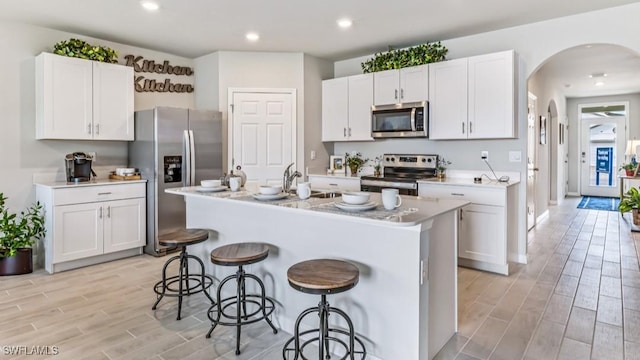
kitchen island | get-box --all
[166,187,467,360]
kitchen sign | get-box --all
[124,55,194,93]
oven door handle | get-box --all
[410,108,417,131]
[361,179,417,190]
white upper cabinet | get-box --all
[374,64,428,105]
[468,50,515,139]
[36,53,134,141]
[429,58,468,140]
[429,50,515,140]
[322,73,373,142]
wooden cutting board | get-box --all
[109,174,142,180]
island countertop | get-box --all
[166,186,468,227]
[167,185,465,359]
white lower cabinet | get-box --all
[419,182,515,275]
[37,182,146,273]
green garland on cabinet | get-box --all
[53,38,119,63]
[361,42,448,73]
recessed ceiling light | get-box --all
[589,72,608,78]
[337,18,353,28]
[140,1,159,11]
[246,32,260,42]
[595,81,605,86]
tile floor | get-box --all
[0,196,639,359]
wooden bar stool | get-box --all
[283,259,366,360]
[206,242,278,355]
[152,228,214,320]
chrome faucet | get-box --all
[283,162,302,193]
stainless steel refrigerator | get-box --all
[128,107,222,256]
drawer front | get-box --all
[53,183,146,205]
[309,176,360,192]
[419,184,505,206]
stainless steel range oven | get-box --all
[360,154,438,196]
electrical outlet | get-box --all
[481,151,488,160]
[310,150,316,160]
[88,152,96,162]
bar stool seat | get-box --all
[206,242,277,355]
[283,259,366,360]
[152,228,214,320]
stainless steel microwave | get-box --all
[371,101,428,139]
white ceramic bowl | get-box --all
[116,167,136,176]
[201,179,222,188]
[341,191,370,205]
[259,185,282,195]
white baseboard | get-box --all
[536,210,549,224]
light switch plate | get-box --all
[509,151,522,162]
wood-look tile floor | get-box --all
[1,196,639,359]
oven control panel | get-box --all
[382,154,437,169]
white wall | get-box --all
[0,21,194,212]
[331,2,640,262]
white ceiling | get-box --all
[1,0,639,97]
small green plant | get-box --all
[619,187,640,214]
[361,42,448,73]
[345,152,369,175]
[53,38,119,63]
[620,163,636,171]
[437,157,452,172]
[0,193,46,258]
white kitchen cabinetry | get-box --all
[36,182,146,273]
[322,74,373,141]
[419,182,516,275]
[308,175,361,192]
[373,64,428,105]
[429,50,514,140]
[36,52,134,141]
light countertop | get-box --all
[418,176,520,188]
[166,186,468,227]
[34,179,147,189]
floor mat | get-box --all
[577,196,620,211]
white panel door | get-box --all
[399,64,428,103]
[580,117,625,197]
[93,62,134,140]
[373,69,400,105]
[428,58,468,140]
[53,203,102,262]
[103,198,145,253]
[347,73,374,141]
[232,91,295,186]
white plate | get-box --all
[334,201,378,211]
[196,186,228,193]
[252,193,289,201]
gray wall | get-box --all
[0,21,194,212]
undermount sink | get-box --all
[287,189,341,198]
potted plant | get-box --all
[619,187,640,225]
[436,157,452,179]
[620,163,637,177]
[0,193,46,275]
[373,156,383,177]
[345,152,368,177]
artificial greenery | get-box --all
[53,38,119,63]
[619,187,640,214]
[0,193,46,258]
[620,163,637,171]
[361,42,448,73]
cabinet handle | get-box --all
[329,183,338,186]
[107,206,111,218]
[469,122,472,133]
[98,192,112,195]
[451,193,465,196]
[394,89,398,99]
[462,122,465,134]
[344,128,347,137]
[99,207,103,219]
[87,124,92,134]
[348,128,352,136]
[96,124,100,135]
[401,88,404,99]
[460,208,463,220]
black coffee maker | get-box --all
[65,152,96,183]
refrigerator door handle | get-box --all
[188,130,196,186]
[183,130,191,186]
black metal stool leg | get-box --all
[152,254,180,310]
[246,273,278,334]
[176,247,187,320]
[191,254,215,305]
[235,267,243,355]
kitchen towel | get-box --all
[577,196,620,212]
